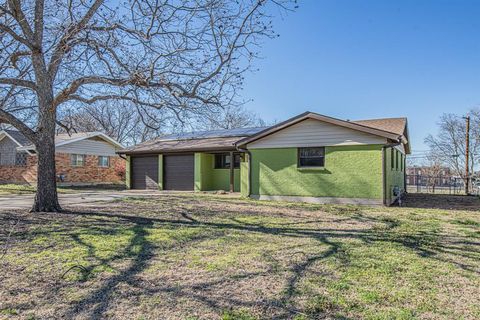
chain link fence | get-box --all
[406,174,479,195]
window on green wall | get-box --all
[400,154,403,171]
[214,153,240,169]
[298,147,325,167]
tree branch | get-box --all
[0,78,37,90]
[7,0,34,42]
[33,0,44,45]
[0,109,36,142]
[67,94,165,109]
[48,0,104,77]
[0,23,33,48]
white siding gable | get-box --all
[56,138,118,156]
[247,119,387,149]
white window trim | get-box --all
[71,154,85,167]
[98,156,110,168]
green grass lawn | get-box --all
[0,194,479,319]
[0,183,125,195]
[0,184,37,195]
[0,184,81,195]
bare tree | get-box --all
[58,102,169,145]
[0,0,292,212]
[194,105,267,130]
[424,108,480,184]
[421,154,445,193]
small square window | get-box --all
[15,153,27,166]
[298,147,325,167]
[71,154,85,166]
[98,156,110,167]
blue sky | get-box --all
[242,0,480,153]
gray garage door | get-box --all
[164,154,194,190]
[131,156,159,189]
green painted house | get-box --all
[119,112,410,205]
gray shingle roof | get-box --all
[120,136,244,154]
[3,129,31,146]
[120,114,411,155]
[2,129,31,147]
[158,127,267,141]
[119,127,267,154]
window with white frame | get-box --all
[98,156,110,167]
[70,154,85,166]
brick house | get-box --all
[406,165,454,186]
[0,130,126,185]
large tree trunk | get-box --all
[31,108,61,212]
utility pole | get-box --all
[465,115,470,195]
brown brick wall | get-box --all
[0,155,37,184]
[0,153,125,185]
[55,153,125,184]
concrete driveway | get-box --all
[0,190,164,210]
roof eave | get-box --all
[55,132,124,149]
[17,132,124,152]
[117,145,238,155]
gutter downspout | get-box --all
[236,146,251,197]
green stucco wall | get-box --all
[194,153,207,191]
[125,155,131,189]
[384,147,405,204]
[194,153,240,192]
[250,145,384,199]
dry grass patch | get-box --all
[0,194,479,319]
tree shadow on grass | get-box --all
[62,216,153,319]
[5,199,478,319]
[60,211,223,319]
[50,209,354,319]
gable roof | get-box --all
[0,129,32,147]
[235,112,410,153]
[119,127,266,154]
[119,112,411,155]
[52,132,124,149]
[0,130,124,152]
